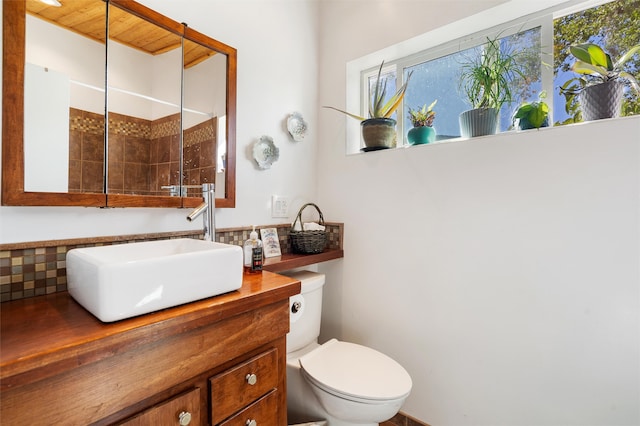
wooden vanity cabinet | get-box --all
[118,388,202,426]
[219,391,279,426]
[116,347,281,426]
[114,344,283,426]
[0,272,300,426]
[210,348,279,424]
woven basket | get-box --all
[290,203,328,254]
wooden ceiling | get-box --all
[26,0,216,68]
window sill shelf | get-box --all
[263,248,344,273]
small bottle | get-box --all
[243,226,263,274]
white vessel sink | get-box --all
[67,238,243,322]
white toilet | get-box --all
[283,270,412,426]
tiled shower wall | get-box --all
[69,108,105,193]
[68,109,215,196]
[0,223,343,303]
[148,113,181,195]
[108,111,155,195]
[183,117,217,197]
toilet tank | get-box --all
[281,270,325,353]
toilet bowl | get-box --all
[283,270,412,426]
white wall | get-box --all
[316,1,640,425]
[26,14,105,114]
[24,64,69,192]
[0,0,320,243]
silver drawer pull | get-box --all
[245,373,257,385]
[246,420,257,426]
[178,411,192,425]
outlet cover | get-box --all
[271,195,289,218]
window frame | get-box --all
[344,0,616,155]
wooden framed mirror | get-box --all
[1,0,236,208]
[181,25,237,209]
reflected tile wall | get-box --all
[150,114,181,195]
[183,117,216,197]
[69,109,182,196]
[69,108,105,193]
[108,111,153,195]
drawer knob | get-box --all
[246,420,257,426]
[178,411,192,425]
[245,373,258,385]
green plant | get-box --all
[325,61,412,120]
[407,100,437,127]
[561,43,640,93]
[459,35,526,111]
[559,43,640,121]
[512,92,549,129]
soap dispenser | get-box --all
[243,226,263,274]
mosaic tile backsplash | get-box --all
[1,223,343,302]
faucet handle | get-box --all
[162,184,209,197]
[160,185,180,197]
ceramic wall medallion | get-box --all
[287,112,308,142]
[252,135,279,169]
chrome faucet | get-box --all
[186,183,215,241]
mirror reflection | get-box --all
[25,0,106,193]
[16,0,235,205]
[182,38,227,199]
[107,2,182,196]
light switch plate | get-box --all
[271,195,289,218]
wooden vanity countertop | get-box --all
[0,271,301,390]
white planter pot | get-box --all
[459,108,498,138]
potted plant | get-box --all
[512,92,549,130]
[406,100,437,144]
[560,43,640,122]
[458,35,526,138]
[325,61,412,150]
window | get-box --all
[355,0,638,151]
[553,0,640,124]
[400,27,542,139]
[366,65,398,121]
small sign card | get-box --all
[260,228,282,258]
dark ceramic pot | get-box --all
[580,80,624,121]
[361,118,397,149]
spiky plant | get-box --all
[459,36,526,111]
[325,61,412,120]
[407,100,437,127]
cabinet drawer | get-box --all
[217,390,277,426]
[117,388,201,426]
[210,348,278,424]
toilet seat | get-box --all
[298,339,412,403]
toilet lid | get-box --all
[298,339,412,402]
